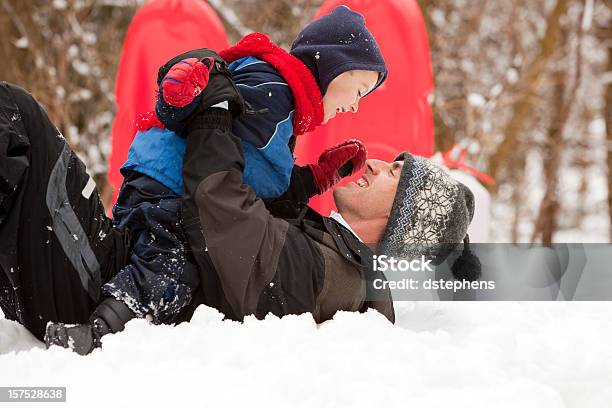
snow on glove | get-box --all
[161,57,214,108]
[308,139,368,194]
[44,298,135,356]
[135,110,165,132]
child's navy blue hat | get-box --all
[290,5,387,97]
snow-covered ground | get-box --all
[1,302,611,408]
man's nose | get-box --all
[349,101,359,113]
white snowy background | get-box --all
[2,302,611,408]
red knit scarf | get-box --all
[220,32,324,135]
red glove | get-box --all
[161,57,214,107]
[309,139,367,194]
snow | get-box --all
[489,83,503,97]
[14,37,29,49]
[467,93,486,107]
[0,315,41,354]
[2,302,612,407]
[505,68,519,84]
[71,60,91,76]
[52,0,67,10]
[581,0,595,30]
[431,9,446,27]
[208,0,253,37]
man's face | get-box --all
[321,70,379,124]
[333,159,404,221]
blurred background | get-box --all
[0,0,610,243]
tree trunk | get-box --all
[510,146,527,243]
[532,69,566,244]
[532,5,584,244]
[487,0,569,185]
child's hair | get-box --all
[290,5,387,96]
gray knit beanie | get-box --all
[379,152,480,280]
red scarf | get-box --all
[220,32,324,135]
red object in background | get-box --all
[107,0,229,214]
[294,0,435,215]
[442,145,495,186]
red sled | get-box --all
[107,0,229,214]
[294,0,435,215]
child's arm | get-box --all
[265,140,367,219]
[154,49,242,133]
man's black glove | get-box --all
[44,298,135,356]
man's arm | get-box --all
[181,106,325,321]
[263,164,318,219]
[264,139,368,220]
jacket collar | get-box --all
[219,33,324,135]
[291,206,369,267]
[329,211,362,242]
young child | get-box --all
[128,5,387,200]
[45,6,389,354]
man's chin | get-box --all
[332,184,356,212]
[332,186,343,210]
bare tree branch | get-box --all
[487,0,570,184]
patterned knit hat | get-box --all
[379,152,481,280]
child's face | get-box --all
[322,70,380,124]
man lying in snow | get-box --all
[0,81,478,356]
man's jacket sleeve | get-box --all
[181,108,325,321]
[263,165,318,219]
